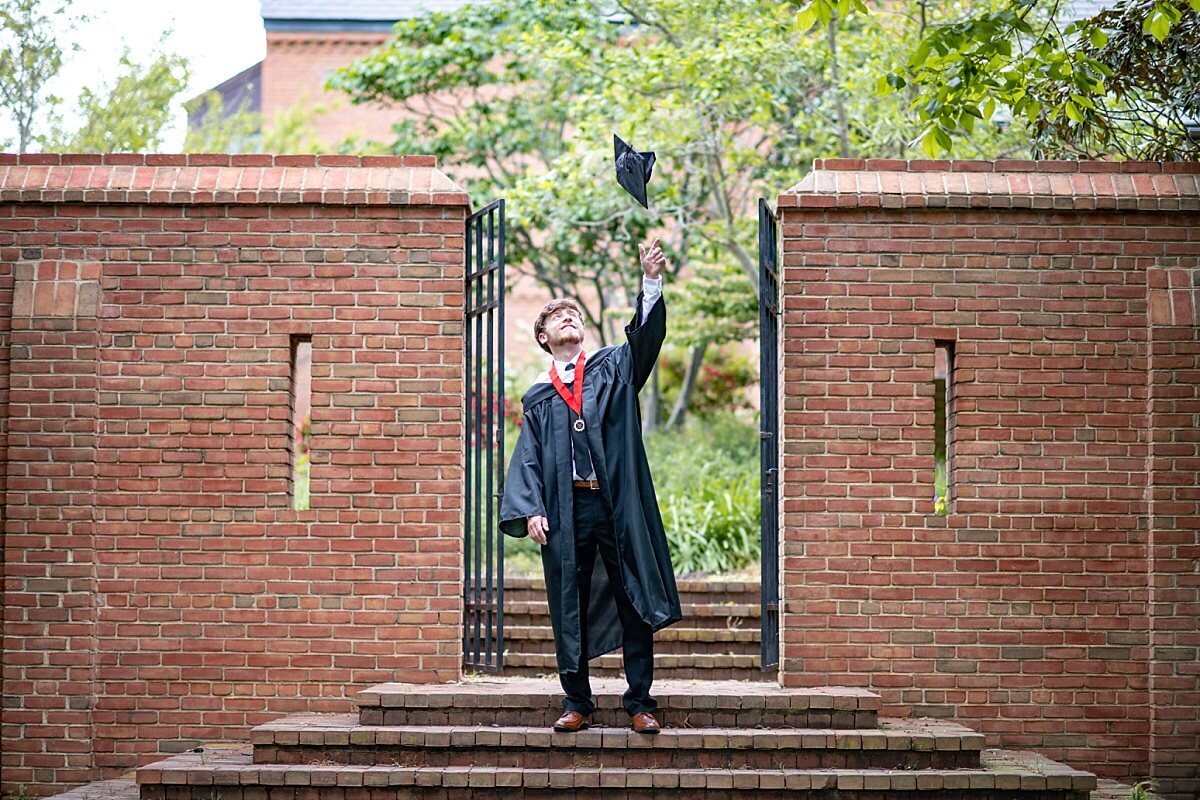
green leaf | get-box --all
[1064,100,1082,122]
[933,125,953,152]
[1088,28,1108,49]
[886,72,907,90]
[815,0,833,26]
[1143,7,1170,41]
[1191,0,1200,12]
[920,130,942,158]
[795,5,817,31]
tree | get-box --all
[183,90,378,155]
[792,0,1200,159]
[661,262,758,428]
[43,48,190,152]
[0,0,76,152]
[331,0,1031,427]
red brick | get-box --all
[776,162,1200,794]
[1,164,469,796]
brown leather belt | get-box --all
[572,480,601,490]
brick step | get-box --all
[51,775,1147,800]
[504,625,760,656]
[501,651,772,681]
[137,746,1097,799]
[504,600,760,630]
[503,576,762,607]
[251,714,984,770]
[355,678,879,730]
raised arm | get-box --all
[626,239,669,392]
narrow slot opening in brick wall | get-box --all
[933,341,954,516]
[291,336,313,511]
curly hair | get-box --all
[533,298,584,354]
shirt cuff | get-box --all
[641,275,663,323]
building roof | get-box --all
[261,0,472,28]
[186,61,262,126]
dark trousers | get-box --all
[560,487,656,717]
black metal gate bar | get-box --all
[464,199,505,671]
[758,197,780,670]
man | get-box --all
[499,238,681,735]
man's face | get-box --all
[540,306,584,351]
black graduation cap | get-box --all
[614,133,655,209]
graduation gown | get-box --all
[499,292,682,673]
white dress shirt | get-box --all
[553,275,662,480]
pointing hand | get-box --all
[638,238,668,279]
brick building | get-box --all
[193,0,473,146]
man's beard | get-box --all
[548,326,583,349]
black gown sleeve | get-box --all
[498,409,546,538]
[624,290,666,392]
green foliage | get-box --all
[657,344,756,420]
[670,262,758,349]
[647,413,761,575]
[44,47,189,152]
[793,0,1200,159]
[333,0,1035,421]
[332,0,652,347]
[0,0,76,152]
[934,458,948,515]
[1128,779,1159,800]
[504,412,761,576]
[3,784,34,800]
[182,91,262,153]
[1051,0,1200,159]
[294,453,311,512]
[335,0,1018,337]
[184,92,369,155]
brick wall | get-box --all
[0,153,469,794]
[775,159,1200,795]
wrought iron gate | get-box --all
[464,199,506,672]
[758,198,780,670]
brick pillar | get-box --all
[3,259,102,788]
[1147,266,1200,799]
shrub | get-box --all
[501,413,762,578]
[646,413,760,575]
[656,344,756,420]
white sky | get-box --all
[2,0,266,151]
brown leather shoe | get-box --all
[630,711,661,734]
[553,710,591,732]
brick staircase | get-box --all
[502,575,773,680]
[134,677,1099,799]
